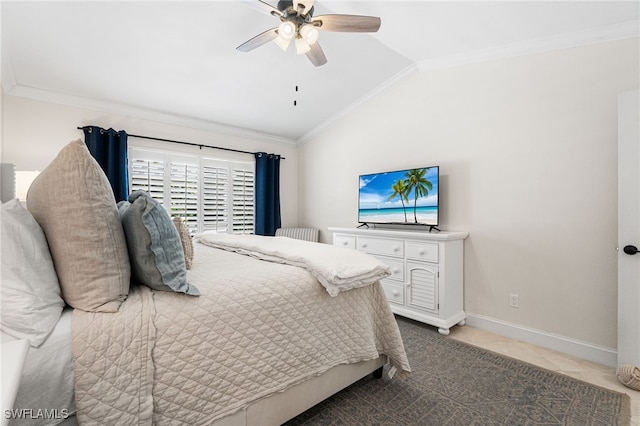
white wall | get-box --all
[298,38,639,353]
[2,37,637,363]
[1,95,299,227]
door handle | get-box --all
[623,245,639,255]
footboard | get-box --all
[213,357,387,426]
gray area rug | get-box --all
[285,316,630,425]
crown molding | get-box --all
[4,20,637,147]
[418,20,639,71]
[3,83,298,146]
[1,42,18,94]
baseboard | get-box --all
[465,313,618,368]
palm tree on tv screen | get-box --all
[404,168,432,223]
[387,179,409,222]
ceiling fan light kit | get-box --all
[274,20,295,51]
[295,37,311,54]
[299,24,319,45]
[237,0,381,67]
[278,21,296,40]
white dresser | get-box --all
[329,227,468,335]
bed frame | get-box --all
[58,356,386,426]
[213,357,386,425]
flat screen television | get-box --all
[358,166,439,229]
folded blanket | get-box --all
[196,233,390,296]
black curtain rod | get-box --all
[77,127,285,159]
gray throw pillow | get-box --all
[118,191,199,296]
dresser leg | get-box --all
[438,327,450,336]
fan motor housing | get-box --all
[277,1,314,18]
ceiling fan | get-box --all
[237,0,381,67]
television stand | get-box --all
[357,223,370,229]
[329,227,468,335]
[428,225,441,232]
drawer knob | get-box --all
[393,246,400,252]
[393,268,400,274]
[342,241,348,246]
[419,249,425,255]
[393,290,400,297]
[361,243,368,248]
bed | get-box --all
[1,140,411,426]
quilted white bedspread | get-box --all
[72,242,410,425]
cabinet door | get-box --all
[407,262,438,314]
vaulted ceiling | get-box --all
[2,1,638,143]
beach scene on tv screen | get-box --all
[359,167,438,224]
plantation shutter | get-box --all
[201,161,229,233]
[130,150,165,203]
[128,148,255,234]
[232,166,255,234]
[169,157,199,230]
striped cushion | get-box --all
[274,227,319,242]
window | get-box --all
[129,148,254,234]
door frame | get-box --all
[617,89,640,367]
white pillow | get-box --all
[1,199,65,347]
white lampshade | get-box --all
[295,37,311,54]
[274,35,291,51]
[0,163,15,202]
[16,171,40,201]
[278,21,295,40]
[299,25,319,45]
[275,21,296,51]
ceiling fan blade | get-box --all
[313,14,381,32]
[294,0,315,16]
[236,28,279,52]
[306,42,327,67]
[258,0,284,16]
[241,0,283,17]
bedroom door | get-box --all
[617,90,640,368]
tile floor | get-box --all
[447,325,640,425]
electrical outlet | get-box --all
[509,294,519,308]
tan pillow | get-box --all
[172,216,193,269]
[27,139,130,312]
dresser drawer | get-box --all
[406,242,438,262]
[333,234,356,250]
[357,237,404,258]
[381,280,404,305]
[374,256,404,282]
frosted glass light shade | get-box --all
[275,21,296,51]
[295,37,311,54]
[274,35,291,51]
[299,25,319,45]
[278,21,295,40]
